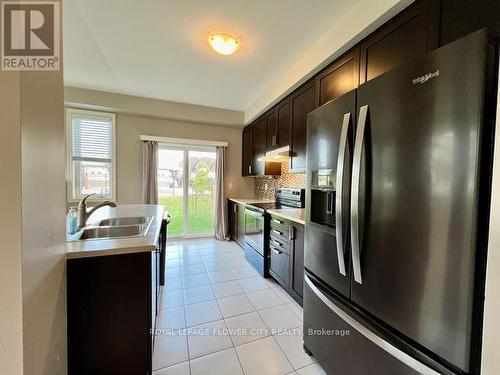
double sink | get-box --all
[70,216,153,241]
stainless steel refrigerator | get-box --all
[303,29,498,375]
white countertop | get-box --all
[227,197,275,205]
[267,208,306,226]
[66,204,165,260]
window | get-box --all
[66,108,116,201]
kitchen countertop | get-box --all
[66,204,165,260]
[267,208,306,226]
[227,197,275,205]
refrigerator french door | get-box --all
[305,90,356,298]
[304,29,497,375]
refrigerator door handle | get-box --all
[304,276,441,375]
[326,192,333,215]
[335,112,351,276]
[351,105,368,284]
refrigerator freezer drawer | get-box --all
[303,276,451,375]
[304,224,350,298]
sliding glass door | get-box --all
[158,145,216,238]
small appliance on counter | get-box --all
[243,188,305,277]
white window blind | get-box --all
[66,108,116,201]
[72,115,113,162]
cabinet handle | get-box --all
[271,247,283,255]
[272,219,283,224]
[288,226,295,241]
[272,239,283,247]
[272,229,282,236]
[249,165,252,174]
[272,135,277,146]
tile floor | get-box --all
[153,238,326,375]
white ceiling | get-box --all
[63,0,359,112]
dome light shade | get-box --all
[209,33,239,55]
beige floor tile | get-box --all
[224,311,270,346]
[217,293,255,318]
[190,348,243,375]
[187,320,233,359]
[235,336,293,375]
[185,300,222,327]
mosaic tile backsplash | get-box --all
[254,159,306,200]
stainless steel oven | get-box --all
[244,207,265,255]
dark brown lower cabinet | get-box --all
[268,215,305,305]
[237,203,246,246]
[67,251,158,375]
[228,199,238,241]
[227,200,246,247]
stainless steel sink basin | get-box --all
[67,216,153,241]
[79,225,142,240]
[98,216,150,226]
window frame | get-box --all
[65,107,117,203]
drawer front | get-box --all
[270,223,290,244]
[269,234,289,255]
[270,216,290,233]
[269,245,289,283]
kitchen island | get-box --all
[66,204,165,259]
[66,204,166,375]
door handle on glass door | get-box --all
[351,105,368,284]
[335,112,351,276]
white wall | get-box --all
[481,59,500,375]
[20,70,67,374]
[0,2,67,374]
[0,56,24,375]
[65,86,245,127]
[116,113,254,203]
[64,89,255,204]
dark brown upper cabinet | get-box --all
[316,48,360,106]
[290,81,317,173]
[277,99,291,148]
[439,0,500,46]
[241,119,281,177]
[359,1,432,85]
[252,117,268,175]
[242,126,253,176]
[267,98,291,149]
[266,109,278,149]
[251,117,281,176]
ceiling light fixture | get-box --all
[208,33,240,56]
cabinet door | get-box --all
[237,203,246,245]
[228,200,238,240]
[252,117,267,175]
[440,0,500,46]
[359,1,429,84]
[270,245,290,285]
[151,251,157,349]
[316,48,360,106]
[290,82,317,172]
[266,109,278,149]
[277,98,291,148]
[242,126,253,176]
[291,225,305,299]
